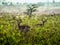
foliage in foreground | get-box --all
[0,14,60,45]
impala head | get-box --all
[17,19,22,24]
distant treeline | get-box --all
[0,1,60,6]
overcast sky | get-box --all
[1,0,60,3]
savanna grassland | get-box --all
[0,14,60,45]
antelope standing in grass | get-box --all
[17,19,30,33]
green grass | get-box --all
[0,14,60,45]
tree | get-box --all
[9,2,13,6]
[2,2,8,6]
[25,4,38,17]
[53,0,55,3]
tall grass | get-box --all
[0,14,60,45]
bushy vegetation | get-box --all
[0,14,60,45]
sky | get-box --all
[1,0,60,3]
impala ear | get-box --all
[20,19,22,22]
[17,19,22,23]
